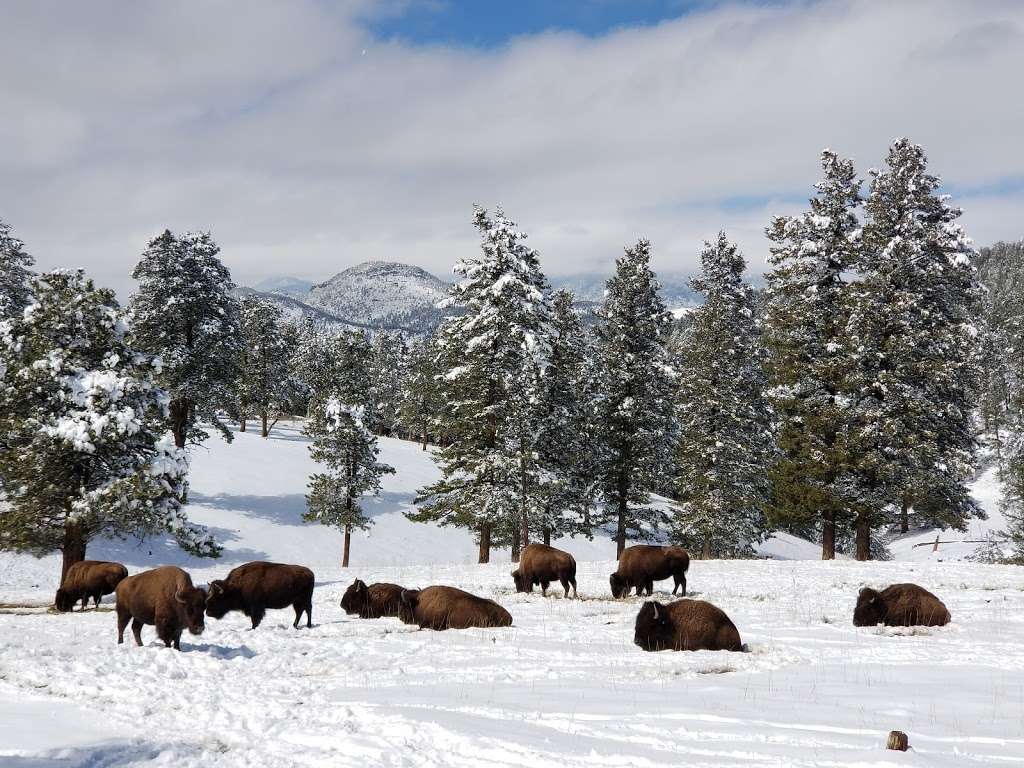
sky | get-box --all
[2,0,1023,297]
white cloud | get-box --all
[1,0,1021,296]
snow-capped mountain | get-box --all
[252,276,315,297]
[551,273,701,309]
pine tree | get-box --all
[593,239,676,558]
[762,149,862,559]
[367,331,408,437]
[129,230,242,448]
[0,270,218,583]
[236,296,294,437]
[844,138,983,559]
[410,206,552,564]
[304,398,394,567]
[672,233,771,557]
[399,336,443,450]
[293,324,372,410]
[0,218,35,319]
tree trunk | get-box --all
[543,526,551,546]
[702,533,712,560]
[615,496,627,559]
[421,425,428,450]
[60,521,87,585]
[169,397,189,448]
[520,511,530,551]
[821,510,836,561]
[342,525,351,568]
[855,510,871,561]
[261,412,269,438]
[478,524,491,564]
[899,495,910,534]
[239,402,247,433]
[511,527,520,563]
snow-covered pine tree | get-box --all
[236,295,294,437]
[410,206,552,563]
[367,331,408,437]
[0,218,35,319]
[672,233,771,557]
[399,336,443,450]
[593,239,676,558]
[304,398,394,567]
[129,230,242,448]
[0,270,219,583]
[535,290,598,543]
[292,324,372,410]
[762,149,862,559]
[845,138,983,559]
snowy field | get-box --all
[2,425,1023,766]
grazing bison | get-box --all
[853,583,951,627]
[206,561,314,629]
[115,566,207,650]
[634,599,742,652]
[610,545,690,598]
[55,560,128,612]
[340,579,405,619]
[511,543,578,598]
[398,586,512,630]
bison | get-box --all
[398,586,512,630]
[55,560,128,612]
[206,561,314,629]
[340,579,405,619]
[853,583,951,627]
[115,566,207,650]
[610,545,690,598]
[511,543,578,598]
[634,598,743,652]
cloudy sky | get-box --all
[2,0,1022,296]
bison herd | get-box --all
[54,543,953,653]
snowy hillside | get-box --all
[252,276,315,297]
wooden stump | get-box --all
[887,731,909,751]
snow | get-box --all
[1,425,1022,766]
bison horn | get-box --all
[174,588,187,604]
[210,582,223,596]
[651,603,659,620]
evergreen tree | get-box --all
[236,296,294,437]
[129,230,242,448]
[844,138,983,559]
[399,336,443,450]
[0,270,218,583]
[763,149,862,559]
[410,206,552,563]
[672,234,771,557]
[367,331,408,437]
[0,218,35,319]
[304,398,394,567]
[593,239,675,558]
[293,324,371,410]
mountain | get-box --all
[551,273,701,310]
[252,276,315,297]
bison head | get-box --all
[340,579,369,614]
[634,600,674,652]
[176,585,208,634]
[510,569,529,593]
[398,589,421,625]
[853,587,886,627]
[609,572,628,599]
[204,580,239,620]
[54,588,75,612]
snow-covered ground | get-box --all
[1,425,1022,766]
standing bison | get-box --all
[115,566,207,650]
[610,545,689,598]
[340,579,405,619]
[399,586,512,630]
[206,561,314,629]
[853,583,951,627]
[511,543,578,598]
[634,599,743,652]
[55,560,128,612]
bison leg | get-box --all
[131,618,145,647]
[249,607,265,630]
[645,580,654,597]
[541,580,549,597]
[172,631,182,651]
[117,607,131,644]
[570,577,578,599]
[560,577,571,597]
[293,601,312,629]
[673,574,686,597]
[79,596,88,611]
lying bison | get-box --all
[55,560,128,612]
[511,543,578,598]
[399,586,512,630]
[853,583,951,627]
[610,545,690,598]
[340,579,405,619]
[115,566,207,650]
[206,561,314,629]
[634,599,742,652]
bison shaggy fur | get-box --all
[511,543,578,598]
[55,560,128,612]
[340,579,405,619]
[115,566,207,650]
[398,586,512,630]
[853,583,951,627]
[206,561,314,629]
[610,545,690,598]
[634,598,742,652]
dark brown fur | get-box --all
[55,560,128,611]
[610,545,690,598]
[398,586,512,630]
[206,561,314,629]
[511,543,578,598]
[340,579,405,619]
[853,583,951,627]
[634,599,742,652]
[115,566,207,650]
